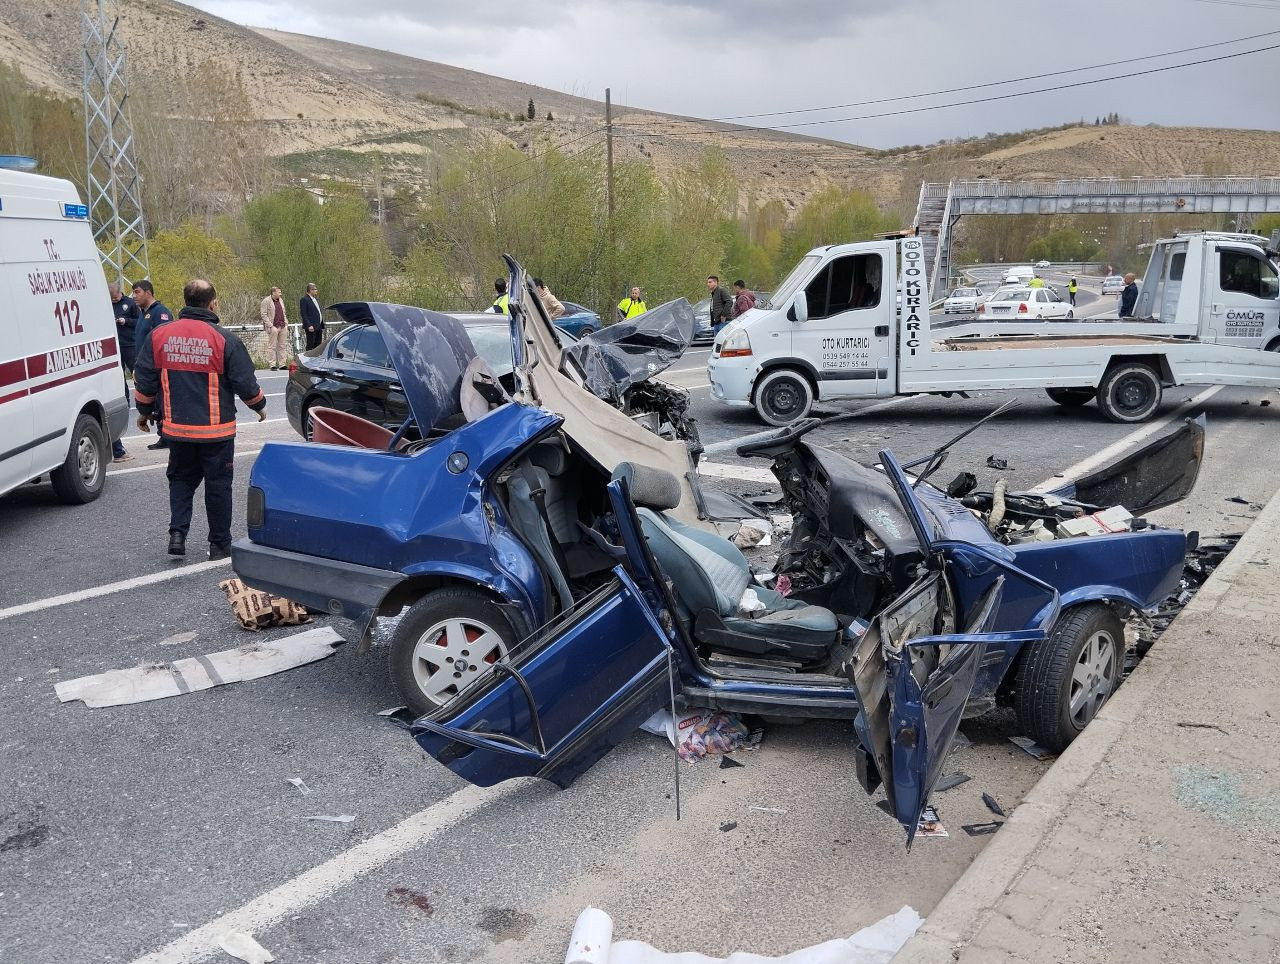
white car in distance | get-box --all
[942,287,983,313]
[978,286,1074,320]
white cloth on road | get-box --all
[565,906,922,964]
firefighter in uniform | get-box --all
[133,279,267,559]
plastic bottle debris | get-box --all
[217,931,274,964]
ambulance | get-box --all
[0,163,129,503]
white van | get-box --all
[0,167,129,503]
[1001,265,1034,285]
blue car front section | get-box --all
[238,402,562,633]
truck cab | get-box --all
[1134,231,1280,348]
[709,241,900,425]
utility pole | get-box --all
[605,87,617,318]
[81,0,149,286]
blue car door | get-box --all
[411,562,673,789]
[860,448,1059,845]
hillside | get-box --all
[3,0,1279,218]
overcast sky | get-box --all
[191,0,1280,148]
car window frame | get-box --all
[330,326,363,361]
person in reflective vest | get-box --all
[491,278,510,315]
[1028,274,1046,289]
[617,286,646,321]
[1068,277,1078,307]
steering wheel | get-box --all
[736,416,823,460]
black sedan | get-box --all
[285,312,514,439]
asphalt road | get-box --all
[4,352,1279,963]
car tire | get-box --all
[301,397,329,442]
[1097,361,1162,423]
[388,587,517,716]
[1045,387,1095,407]
[754,368,814,426]
[50,413,107,504]
[1013,603,1124,753]
[1066,309,1074,319]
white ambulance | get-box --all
[0,165,129,503]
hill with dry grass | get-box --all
[4,0,1279,219]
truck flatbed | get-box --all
[943,333,1183,351]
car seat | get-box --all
[612,462,839,662]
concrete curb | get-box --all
[892,490,1280,962]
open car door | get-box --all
[411,564,673,788]
[849,448,1060,845]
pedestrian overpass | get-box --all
[915,177,1280,294]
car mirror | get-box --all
[792,290,809,324]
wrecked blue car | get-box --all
[232,257,1198,842]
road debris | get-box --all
[961,822,1003,837]
[985,455,1008,470]
[934,772,971,792]
[1177,721,1229,735]
[157,630,198,647]
[732,518,773,549]
[218,578,312,631]
[916,806,947,838]
[216,931,273,964]
[1009,736,1054,760]
[719,755,744,769]
[982,793,1006,817]
[1126,536,1239,661]
[564,904,922,964]
[641,709,763,762]
[301,814,355,823]
[54,628,343,708]
[286,777,311,795]
[1225,496,1263,510]
[719,820,738,832]
[951,730,972,750]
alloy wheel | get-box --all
[410,616,507,707]
[1068,629,1116,727]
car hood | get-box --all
[331,301,476,433]
[561,298,695,402]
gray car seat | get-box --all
[612,462,839,662]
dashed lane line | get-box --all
[0,559,232,621]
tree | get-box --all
[242,187,391,306]
[778,186,899,267]
[527,98,535,120]
[147,220,262,325]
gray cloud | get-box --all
[191,0,1280,149]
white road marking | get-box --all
[1030,385,1223,492]
[129,780,525,964]
[0,559,232,621]
[108,449,263,476]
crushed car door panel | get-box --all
[411,569,671,788]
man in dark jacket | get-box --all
[110,282,140,373]
[708,275,733,338]
[299,282,324,350]
[134,279,267,560]
[132,279,174,450]
[1119,273,1139,317]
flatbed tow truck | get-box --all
[708,230,1280,424]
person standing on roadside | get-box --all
[534,278,565,320]
[732,280,756,318]
[259,286,289,370]
[617,286,647,321]
[134,279,267,560]
[132,280,173,451]
[708,275,733,338]
[1119,273,1139,317]
[110,282,140,374]
[299,283,324,351]
[491,278,510,315]
[1068,276,1078,307]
